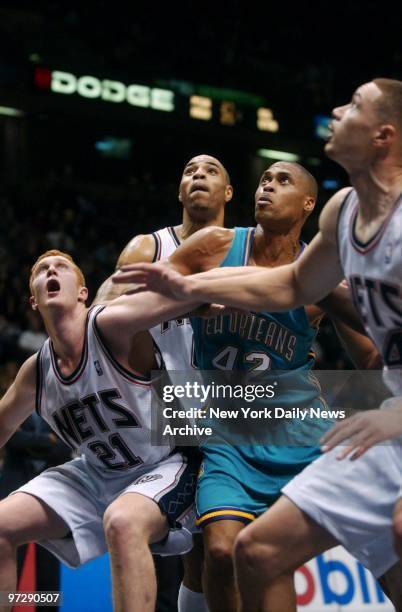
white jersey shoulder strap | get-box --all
[152,226,181,261]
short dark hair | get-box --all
[184,155,231,185]
[372,78,402,130]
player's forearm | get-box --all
[186,265,306,312]
[196,266,262,281]
[134,293,200,331]
[109,290,201,335]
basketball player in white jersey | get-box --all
[124,78,402,609]
[96,154,233,612]
[0,249,208,612]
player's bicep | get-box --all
[117,234,156,267]
[168,227,233,275]
[94,277,122,304]
[98,291,196,340]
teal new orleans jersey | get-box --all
[191,227,317,372]
[192,227,330,526]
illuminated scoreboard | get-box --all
[189,95,278,132]
[33,67,279,133]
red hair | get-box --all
[29,250,85,293]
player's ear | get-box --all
[178,192,182,202]
[373,124,396,148]
[304,196,316,214]
[78,287,89,303]
[30,295,38,310]
[225,184,233,203]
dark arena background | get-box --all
[0,2,401,611]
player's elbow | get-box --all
[0,420,15,449]
[364,350,383,370]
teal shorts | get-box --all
[196,443,321,528]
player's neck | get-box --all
[177,211,225,241]
[350,164,402,222]
[250,225,302,267]
[45,306,88,367]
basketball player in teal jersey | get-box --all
[114,160,380,612]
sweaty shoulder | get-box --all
[319,187,352,246]
[169,226,234,274]
[191,226,234,253]
[117,233,156,267]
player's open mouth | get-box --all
[47,278,60,294]
[326,123,334,140]
[257,196,273,206]
[190,183,209,193]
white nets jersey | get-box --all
[36,305,173,474]
[337,190,402,395]
[149,226,196,369]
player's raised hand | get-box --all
[112,262,195,300]
[320,404,402,460]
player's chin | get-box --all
[255,208,272,222]
[324,140,336,158]
[188,204,215,222]
[189,198,211,210]
[44,293,64,308]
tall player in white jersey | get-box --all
[95,154,233,612]
[0,249,208,612]
[121,79,402,609]
[96,153,233,372]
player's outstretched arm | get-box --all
[182,190,349,310]
[113,261,201,299]
[116,230,342,312]
[106,225,233,302]
[113,190,348,312]
[94,234,156,304]
[0,354,37,448]
[96,288,200,355]
[112,226,235,299]
[113,261,279,307]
